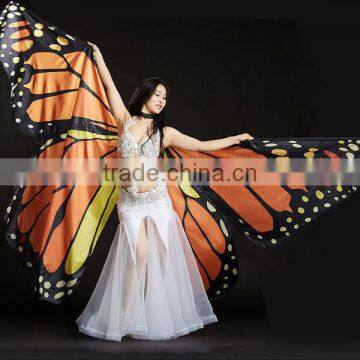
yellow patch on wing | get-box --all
[65,185,118,274]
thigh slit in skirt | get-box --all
[76,185,218,341]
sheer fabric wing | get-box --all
[0,1,119,303]
[165,138,360,299]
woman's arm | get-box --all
[163,126,254,151]
[88,42,131,125]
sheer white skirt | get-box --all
[76,185,218,341]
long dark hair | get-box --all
[128,77,169,154]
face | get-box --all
[143,83,167,114]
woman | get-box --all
[75,42,254,341]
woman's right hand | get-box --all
[87,41,103,63]
[86,41,130,124]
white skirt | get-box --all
[76,184,218,341]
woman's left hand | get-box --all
[231,133,254,145]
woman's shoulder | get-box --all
[163,125,176,134]
[162,126,178,148]
[117,112,133,134]
[116,111,133,126]
[163,126,176,139]
[122,111,133,124]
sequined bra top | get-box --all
[117,116,161,158]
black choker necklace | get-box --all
[139,111,156,119]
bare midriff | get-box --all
[118,154,161,193]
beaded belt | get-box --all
[117,183,172,212]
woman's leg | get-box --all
[136,218,149,300]
[120,218,149,312]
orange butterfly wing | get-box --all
[165,138,360,299]
[1,2,119,303]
